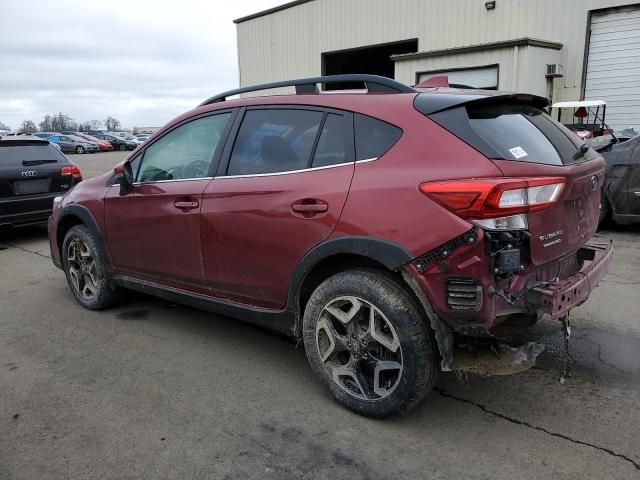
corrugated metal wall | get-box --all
[236,0,637,101]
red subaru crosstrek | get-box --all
[48,75,612,417]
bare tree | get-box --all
[19,120,37,134]
[104,116,121,131]
[0,120,12,131]
[89,119,103,130]
[39,115,53,132]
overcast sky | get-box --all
[0,0,284,131]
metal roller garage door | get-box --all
[585,7,640,131]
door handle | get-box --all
[174,200,199,210]
[291,201,328,213]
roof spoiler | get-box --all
[414,92,550,115]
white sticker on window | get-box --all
[509,146,528,159]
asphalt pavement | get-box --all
[1,151,639,479]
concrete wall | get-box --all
[236,0,637,99]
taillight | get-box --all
[419,177,564,230]
[61,165,82,180]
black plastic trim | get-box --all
[198,74,416,106]
[287,236,412,317]
[57,204,107,267]
[116,276,297,337]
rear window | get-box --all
[0,144,65,165]
[354,114,402,161]
[429,102,593,165]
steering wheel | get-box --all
[182,159,210,179]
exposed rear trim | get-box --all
[116,276,296,337]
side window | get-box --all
[129,153,142,180]
[354,114,402,161]
[227,109,324,176]
[311,114,347,168]
[137,113,231,182]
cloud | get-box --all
[0,0,282,130]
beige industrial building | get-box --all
[235,0,640,129]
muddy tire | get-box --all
[62,225,121,310]
[303,269,439,418]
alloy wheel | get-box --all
[315,296,403,401]
[66,237,100,300]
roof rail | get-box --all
[198,74,416,106]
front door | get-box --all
[104,111,234,291]
[201,107,354,309]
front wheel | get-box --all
[75,145,85,154]
[62,225,121,310]
[119,144,127,151]
[303,269,439,418]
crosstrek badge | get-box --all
[509,146,528,159]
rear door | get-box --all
[428,100,605,265]
[201,106,354,309]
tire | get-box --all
[62,225,121,310]
[119,144,127,151]
[302,269,439,418]
[75,145,85,154]
[598,194,611,227]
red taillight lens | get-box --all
[419,177,565,220]
[61,165,82,180]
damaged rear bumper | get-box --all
[526,241,613,320]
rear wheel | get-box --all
[75,145,85,154]
[119,144,127,151]
[62,225,121,310]
[303,269,439,418]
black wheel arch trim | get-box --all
[286,236,413,320]
[57,204,109,269]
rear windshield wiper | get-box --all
[573,144,589,161]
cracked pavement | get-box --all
[1,152,639,479]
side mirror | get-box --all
[115,161,134,196]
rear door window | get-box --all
[311,113,348,168]
[354,114,402,161]
[227,109,324,175]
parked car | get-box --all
[600,133,640,225]
[48,75,612,417]
[63,132,113,152]
[0,136,82,228]
[93,134,137,151]
[47,134,99,154]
